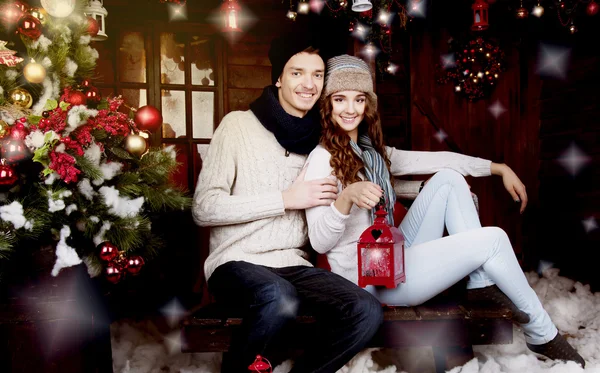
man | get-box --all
[192,34,383,373]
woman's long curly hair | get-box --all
[319,94,392,187]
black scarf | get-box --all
[250,86,321,155]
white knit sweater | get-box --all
[193,110,313,280]
[304,145,492,285]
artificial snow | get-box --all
[93,161,124,186]
[78,178,96,200]
[51,225,82,277]
[99,186,144,218]
[66,105,98,133]
[31,35,53,53]
[93,221,112,247]
[0,201,33,230]
[111,269,599,373]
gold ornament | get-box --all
[124,133,148,158]
[29,7,48,25]
[9,88,33,109]
[0,120,9,138]
[23,59,47,83]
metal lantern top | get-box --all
[84,0,108,41]
[471,0,489,31]
[352,0,373,12]
[221,0,242,32]
[358,206,395,245]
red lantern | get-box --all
[248,355,272,373]
[221,0,242,32]
[471,0,489,31]
[357,205,406,288]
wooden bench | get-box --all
[180,296,514,373]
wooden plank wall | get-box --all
[409,29,542,261]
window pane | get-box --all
[162,90,186,138]
[121,89,147,110]
[119,32,146,83]
[94,41,115,84]
[161,33,185,85]
[192,92,214,139]
[191,36,215,86]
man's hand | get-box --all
[283,167,338,210]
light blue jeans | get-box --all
[367,169,558,345]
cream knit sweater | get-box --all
[193,110,313,280]
[304,145,492,285]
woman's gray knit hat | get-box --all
[323,54,377,103]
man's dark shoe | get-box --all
[527,333,585,367]
[467,285,531,324]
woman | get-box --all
[304,55,585,367]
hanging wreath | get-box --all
[436,37,506,101]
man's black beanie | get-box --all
[268,32,322,85]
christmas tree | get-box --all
[0,0,191,284]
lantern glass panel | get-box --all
[361,246,391,278]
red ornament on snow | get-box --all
[86,16,100,37]
[98,241,119,262]
[357,204,406,289]
[105,262,124,284]
[587,1,599,16]
[125,256,145,275]
[248,355,272,373]
[67,91,87,106]
[17,14,42,40]
[471,0,489,31]
[0,159,18,186]
[134,105,163,132]
[84,86,101,104]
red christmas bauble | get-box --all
[81,79,91,87]
[105,262,124,284]
[10,122,29,140]
[125,256,145,275]
[587,1,599,16]
[68,91,87,106]
[0,161,18,186]
[0,3,23,24]
[85,86,101,104]
[1,138,29,163]
[86,16,99,37]
[134,105,163,132]
[17,14,42,40]
[98,241,119,262]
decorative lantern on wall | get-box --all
[471,0,489,31]
[84,0,108,41]
[357,204,406,288]
[221,0,242,33]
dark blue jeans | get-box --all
[208,261,383,373]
